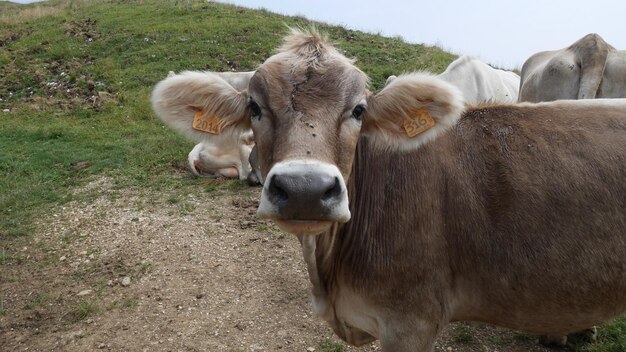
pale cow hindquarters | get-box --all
[386,56,520,104]
[598,53,626,98]
[152,29,626,352]
[519,33,626,102]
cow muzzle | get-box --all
[257,160,350,235]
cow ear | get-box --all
[362,73,465,151]
[151,71,252,143]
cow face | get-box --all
[247,35,368,234]
[152,29,464,235]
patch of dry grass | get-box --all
[0,2,67,25]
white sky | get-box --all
[222,0,625,69]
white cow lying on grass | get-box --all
[387,55,520,104]
[157,71,256,181]
[187,131,254,180]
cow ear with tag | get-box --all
[151,71,252,143]
[362,72,465,151]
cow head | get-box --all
[152,28,464,235]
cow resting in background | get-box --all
[519,33,626,102]
[386,55,520,104]
[152,29,626,352]
[160,71,257,180]
[187,130,254,179]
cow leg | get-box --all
[216,167,239,178]
[379,318,440,352]
[246,171,261,186]
[237,138,253,181]
[567,326,598,344]
[539,326,597,347]
[538,334,567,347]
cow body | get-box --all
[308,100,626,347]
[163,71,256,179]
[187,130,254,179]
[439,56,520,103]
[520,33,626,102]
[387,56,520,104]
[152,30,626,351]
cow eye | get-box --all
[351,105,365,121]
[249,100,262,119]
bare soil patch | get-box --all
[63,18,100,43]
[0,178,560,352]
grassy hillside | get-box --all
[0,1,623,351]
[0,0,455,238]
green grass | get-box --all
[140,260,151,274]
[222,180,249,192]
[23,293,52,310]
[574,317,626,352]
[72,300,98,321]
[452,324,474,344]
[0,248,23,266]
[122,297,138,309]
[256,224,271,233]
[318,338,344,352]
[31,253,55,270]
[203,226,215,237]
[179,202,196,214]
[487,334,509,347]
[512,332,534,343]
[0,0,455,240]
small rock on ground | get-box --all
[121,276,131,286]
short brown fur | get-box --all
[314,102,626,349]
[153,29,626,352]
[248,30,368,180]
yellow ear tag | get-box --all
[192,111,222,135]
[402,109,435,137]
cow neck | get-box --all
[298,233,333,321]
[298,137,383,321]
[299,133,458,311]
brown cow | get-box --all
[152,29,626,351]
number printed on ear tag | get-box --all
[402,109,435,137]
[192,111,222,134]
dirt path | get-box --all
[0,178,558,352]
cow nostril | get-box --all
[268,175,288,201]
[322,177,341,201]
